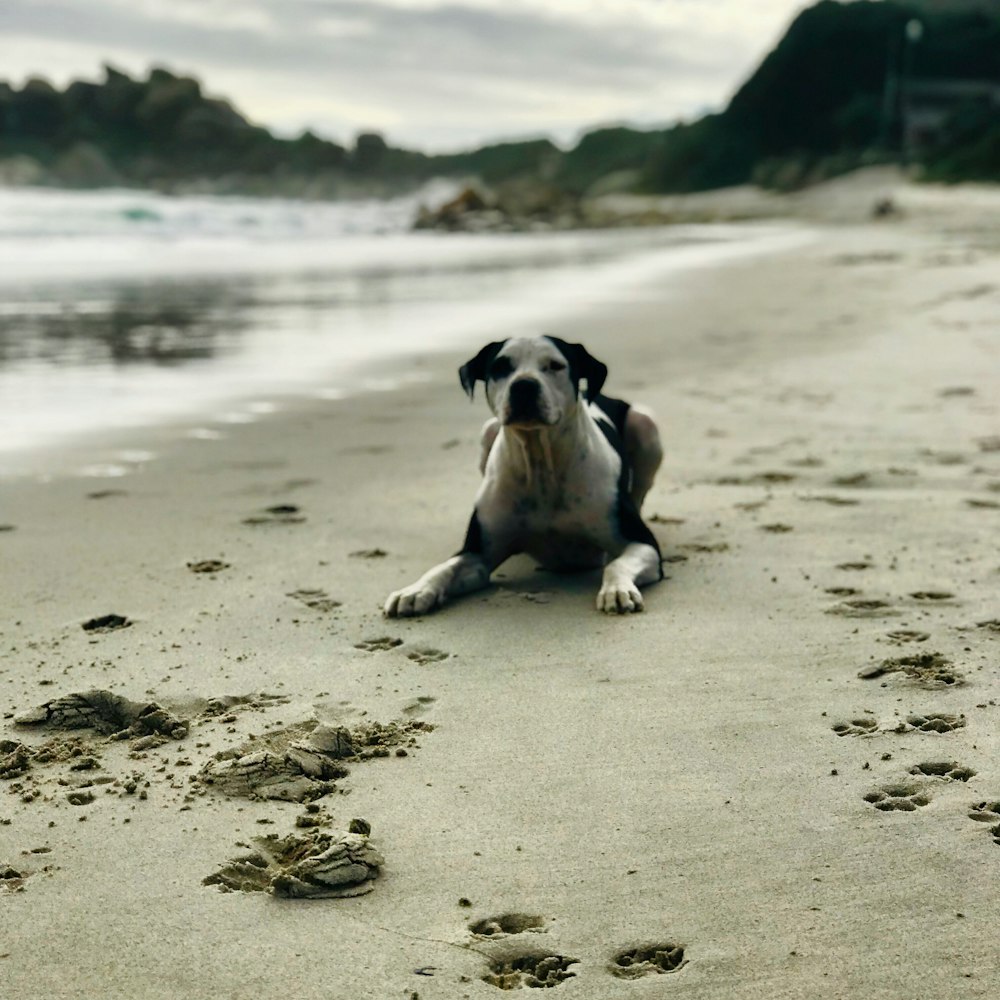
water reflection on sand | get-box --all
[0,199,803,461]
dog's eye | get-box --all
[545,360,567,373]
[488,357,513,380]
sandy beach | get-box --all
[2,176,1000,999]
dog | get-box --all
[384,335,664,616]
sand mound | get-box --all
[205,822,384,899]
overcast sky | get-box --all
[0,0,814,151]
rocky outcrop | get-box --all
[414,180,583,232]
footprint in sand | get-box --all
[857,652,964,688]
[81,614,132,633]
[406,647,449,665]
[205,823,384,898]
[799,494,860,507]
[885,629,931,644]
[976,619,1000,634]
[715,471,797,486]
[402,696,436,717]
[967,801,1000,846]
[863,782,931,812]
[964,498,1000,510]
[350,548,388,559]
[354,636,403,652]
[198,717,432,802]
[836,561,873,571]
[901,712,966,735]
[287,589,341,612]
[521,590,554,604]
[197,692,291,721]
[1,864,35,893]
[908,590,957,603]
[826,598,898,619]
[830,472,871,488]
[759,523,794,533]
[482,953,579,990]
[610,944,687,979]
[831,717,879,737]
[340,444,393,456]
[187,559,230,574]
[10,691,189,778]
[242,504,306,525]
[918,449,967,467]
[240,478,317,497]
[470,913,546,939]
[909,761,976,782]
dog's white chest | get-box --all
[477,431,621,566]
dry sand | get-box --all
[2,174,999,998]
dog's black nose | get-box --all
[508,377,541,417]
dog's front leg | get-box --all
[385,510,504,617]
[596,542,662,614]
[384,552,491,617]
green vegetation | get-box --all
[643,0,1000,191]
[1,1,998,197]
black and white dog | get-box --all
[385,336,663,616]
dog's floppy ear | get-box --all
[458,340,506,399]
[544,336,608,401]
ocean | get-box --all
[0,185,805,474]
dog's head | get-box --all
[459,336,607,428]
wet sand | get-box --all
[2,174,999,998]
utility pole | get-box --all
[878,27,901,153]
[901,18,924,165]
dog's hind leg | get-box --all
[624,405,662,510]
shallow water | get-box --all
[0,186,805,465]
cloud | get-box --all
[0,0,810,149]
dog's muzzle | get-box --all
[505,377,546,425]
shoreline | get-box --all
[2,185,999,998]
[0,218,811,477]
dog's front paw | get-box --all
[596,581,644,614]
[384,584,444,618]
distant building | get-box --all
[903,78,1000,152]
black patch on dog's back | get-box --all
[592,394,663,575]
[593,394,630,441]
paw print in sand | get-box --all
[406,647,449,665]
[831,717,879,737]
[470,913,546,939]
[863,782,931,812]
[968,801,1000,846]
[909,761,975,782]
[483,953,578,990]
[899,712,966,734]
[610,943,687,979]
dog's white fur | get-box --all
[384,336,662,616]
